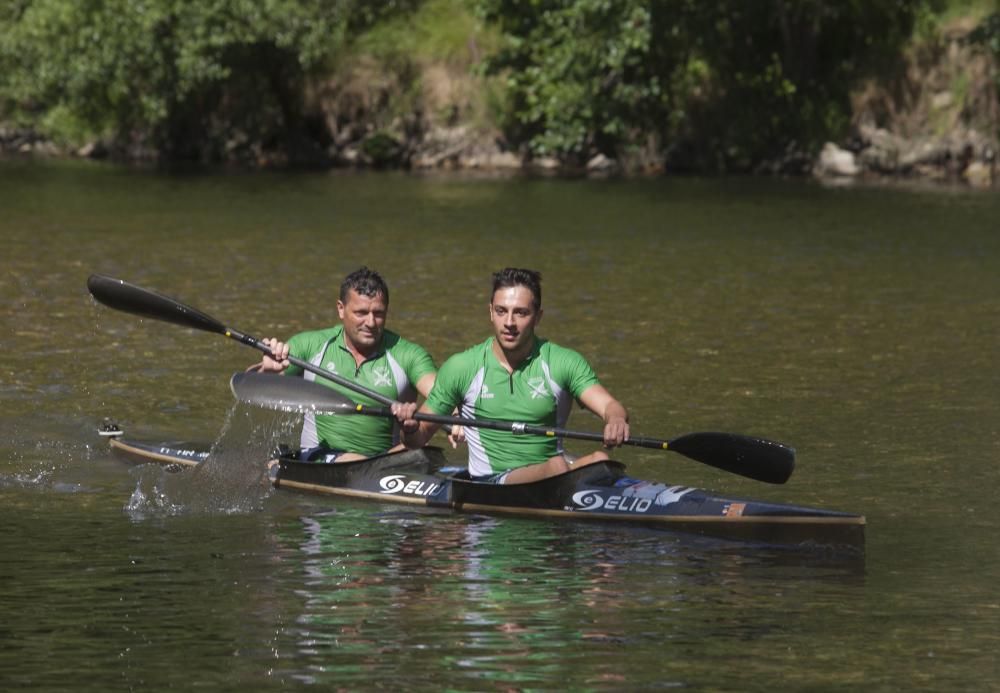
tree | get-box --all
[0,0,409,162]
[475,0,927,171]
[477,0,692,165]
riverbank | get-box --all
[2,13,996,187]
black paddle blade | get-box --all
[87,274,226,335]
[230,372,357,414]
[667,432,795,484]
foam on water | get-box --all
[124,403,300,519]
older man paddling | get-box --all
[255,267,439,462]
[392,268,629,484]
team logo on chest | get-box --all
[527,377,549,399]
[371,364,392,387]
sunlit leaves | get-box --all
[474,0,928,169]
[0,0,395,157]
[478,0,680,161]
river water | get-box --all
[1,159,998,690]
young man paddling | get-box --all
[255,267,438,462]
[392,268,629,484]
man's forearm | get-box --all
[402,421,437,449]
[604,400,629,423]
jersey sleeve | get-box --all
[283,329,334,377]
[397,339,437,384]
[553,344,601,398]
[423,352,470,415]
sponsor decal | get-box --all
[723,502,746,517]
[159,447,208,460]
[325,362,338,373]
[654,485,692,507]
[479,384,494,400]
[571,490,653,513]
[527,377,549,399]
[371,364,392,387]
[379,474,440,496]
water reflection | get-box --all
[282,504,865,688]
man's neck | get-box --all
[491,336,533,373]
[343,335,380,366]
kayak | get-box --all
[87,277,863,551]
[101,423,865,552]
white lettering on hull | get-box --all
[379,474,440,497]
[571,486,692,513]
[158,447,208,459]
[571,490,652,513]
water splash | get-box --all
[0,415,110,492]
[124,403,300,519]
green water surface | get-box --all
[1,159,998,690]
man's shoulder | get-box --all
[382,330,433,358]
[445,337,491,363]
[383,329,421,349]
[437,337,490,377]
[535,338,599,390]
[536,338,588,364]
[289,326,342,348]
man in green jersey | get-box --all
[255,267,438,461]
[392,268,629,484]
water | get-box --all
[1,159,998,689]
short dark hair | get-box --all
[340,267,389,304]
[491,268,542,310]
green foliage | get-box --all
[0,0,403,160]
[360,131,403,166]
[2,0,976,170]
[968,10,1000,53]
[933,0,996,24]
[352,0,490,65]
[326,0,500,141]
[477,0,685,162]
[682,1,924,170]
[475,0,929,170]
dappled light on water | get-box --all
[124,404,300,518]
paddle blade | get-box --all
[667,432,795,484]
[230,372,358,414]
[88,274,226,335]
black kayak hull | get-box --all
[107,436,865,551]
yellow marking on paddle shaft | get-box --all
[662,442,670,449]
[356,404,364,412]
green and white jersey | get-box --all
[425,336,601,476]
[285,326,436,455]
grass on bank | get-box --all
[320,0,502,135]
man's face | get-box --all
[490,285,542,354]
[338,289,387,352]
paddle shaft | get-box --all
[91,275,795,484]
[350,402,671,449]
[346,400,793,483]
[344,404,794,485]
[87,274,396,407]
[224,328,397,407]
[229,361,795,484]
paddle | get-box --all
[230,371,796,484]
[86,274,396,407]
